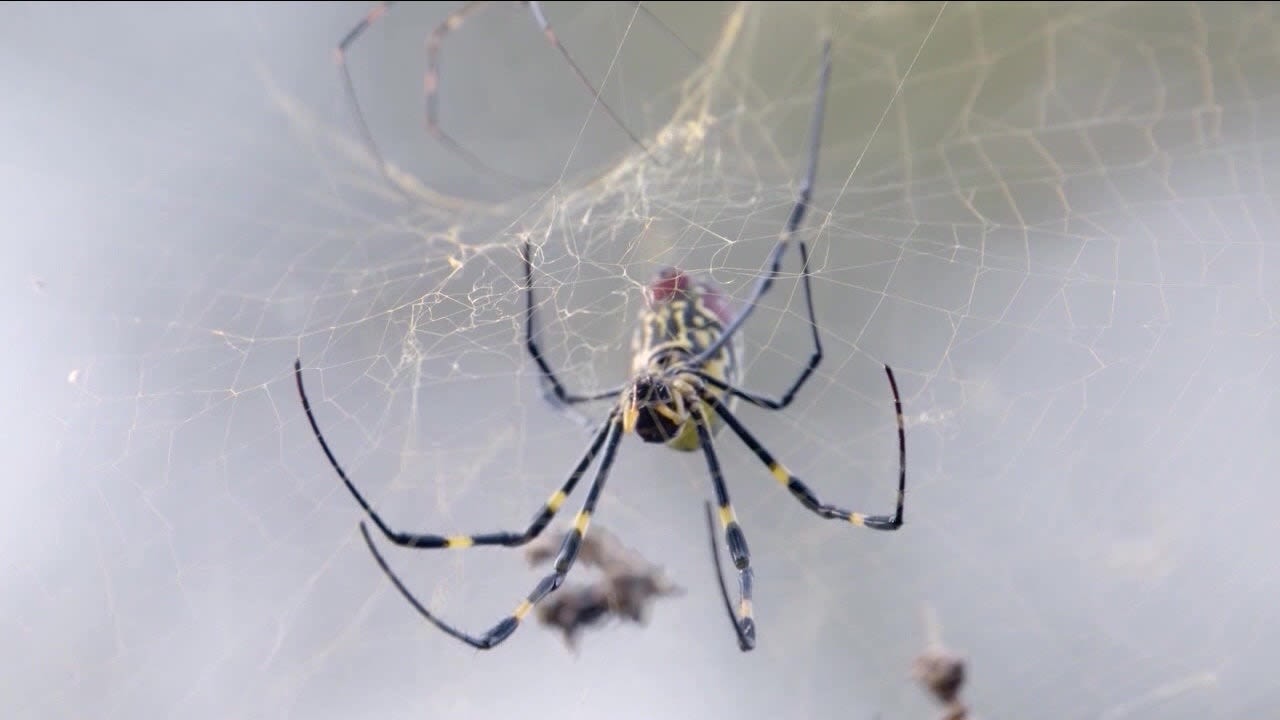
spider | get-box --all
[294,39,906,651]
[336,0,665,192]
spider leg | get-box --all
[691,240,821,412]
[704,501,745,650]
[522,1,649,156]
[692,406,756,651]
[690,39,831,380]
[700,366,906,531]
[336,1,647,193]
[424,1,543,187]
[295,358,615,549]
[335,1,404,196]
[522,239,625,409]
[337,1,534,190]
[360,418,626,649]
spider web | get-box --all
[10,2,1280,719]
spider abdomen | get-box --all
[628,268,743,451]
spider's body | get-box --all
[626,267,742,451]
[296,38,908,653]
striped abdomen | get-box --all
[630,267,743,451]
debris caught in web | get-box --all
[911,606,972,720]
[526,523,684,651]
[913,649,968,720]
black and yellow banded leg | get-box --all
[360,420,626,650]
[701,369,906,531]
[296,358,615,550]
[703,502,751,652]
[692,409,756,651]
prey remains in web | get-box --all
[525,523,684,652]
[295,38,907,651]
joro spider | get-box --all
[294,39,906,652]
[336,0,661,191]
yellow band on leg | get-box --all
[717,504,735,528]
[769,463,789,485]
[546,490,567,512]
[514,599,534,620]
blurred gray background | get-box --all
[5,2,1279,719]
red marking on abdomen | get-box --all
[646,267,690,305]
[645,267,734,324]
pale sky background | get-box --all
[5,3,1279,719]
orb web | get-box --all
[13,3,1280,719]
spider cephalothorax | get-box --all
[624,373,686,445]
[622,363,709,446]
[295,38,907,653]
